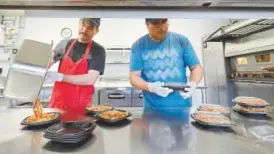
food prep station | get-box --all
[2,1,274,154]
[0,107,274,154]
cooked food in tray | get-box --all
[193,113,232,125]
[261,65,274,71]
[86,105,113,112]
[232,104,267,115]
[98,110,129,120]
[25,112,57,123]
[198,105,229,114]
[22,99,58,124]
[233,96,269,106]
[239,105,265,113]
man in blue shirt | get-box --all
[130,18,203,113]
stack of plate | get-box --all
[232,96,269,115]
[43,121,96,143]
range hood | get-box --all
[0,0,210,8]
[211,0,274,7]
[205,19,274,42]
[1,0,274,9]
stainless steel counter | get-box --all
[0,108,274,154]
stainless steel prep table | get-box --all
[0,108,273,154]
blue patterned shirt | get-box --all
[130,32,200,109]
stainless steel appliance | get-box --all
[99,87,132,107]
[132,89,143,107]
[204,19,274,106]
[3,39,52,102]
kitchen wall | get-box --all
[19,17,230,105]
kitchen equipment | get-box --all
[99,88,132,107]
[3,39,52,102]
[132,89,143,107]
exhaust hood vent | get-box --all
[205,19,274,42]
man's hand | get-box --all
[148,82,173,97]
[179,81,197,99]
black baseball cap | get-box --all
[145,18,168,25]
[80,18,101,28]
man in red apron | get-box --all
[45,18,106,118]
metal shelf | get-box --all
[230,78,274,84]
[205,19,274,42]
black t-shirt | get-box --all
[53,39,106,75]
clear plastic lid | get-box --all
[248,125,274,138]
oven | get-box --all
[99,87,132,107]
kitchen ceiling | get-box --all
[0,0,274,8]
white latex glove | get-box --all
[148,82,173,97]
[45,61,63,83]
[45,71,64,82]
[179,81,197,99]
[48,61,60,72]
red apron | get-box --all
[49,40,95,120]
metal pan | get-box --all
[85,105,114,115]
[190,111,236,127]
[232,105,267,115]
[197,104,231,116]
[162,83,190,91]
[95,109,132,123]
[232,96,269,107]
[21,112,60,126]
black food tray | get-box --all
[197,104,231,116]
[232,106,267,115]
[21,112,60,126]
[162,83,189,91]
[85,106,114,115]
[43,134,90,143]
[190,112,235,127]
[95,109,132,123]
[45,121,96,137]
[232,97,269,107]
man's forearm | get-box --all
[63,71,99,85]
[130,74,149,91]
[190,64,203,84]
